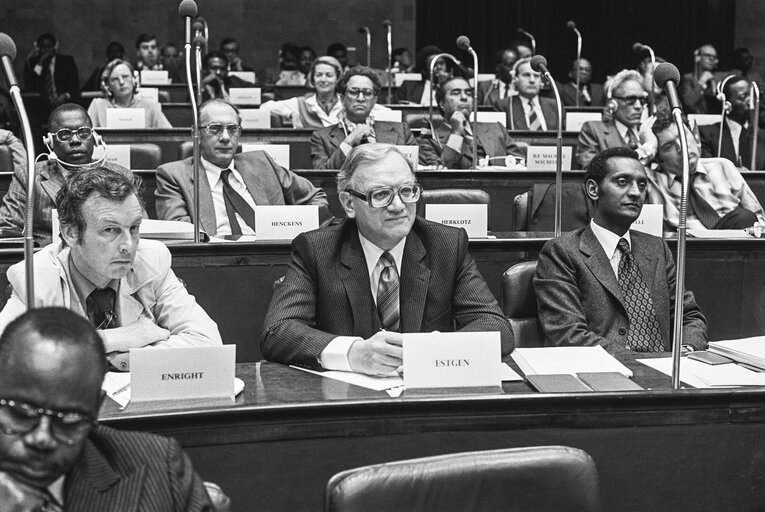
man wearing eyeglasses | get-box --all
[680,44,724,114]
[0,103,138,245]
[156,98,331,236]
[576,69,655,169]
[262,143,512,376]
[0,308,216,510]
[310,67,417,169]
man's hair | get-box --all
[219,37,238,49]
[280,43,300,61]
[650,107,692,137]
[204,50,228,67]
[48,103,91,128]
[0,307,107,377]
[605,69,643,99]
[495,48,517,65]
[56,167,143,242]
[36,33,56,47]
[337,143,414,194]
[415,45,442,75]
[307,56,342,87]
[336,66,382,96]
[199,98,241,122]
[723,75,750,99]
[326,42,347,56]
[585,147,640,183]
[161,43,178,54]
[392,47,410,60]
[135,33,157,48]
[299,46,316,58]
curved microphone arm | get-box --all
[428,53,461,126]
[752,81,760,169]
[13,83,36,304]
[573,28,582,107]
[184,38,201,243]
[465,47,479,170]
[385,24,392,103]
[716,74,737,158]
[644,45,657,114]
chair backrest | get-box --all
[502,260,544,347]
[417,188,490,223]
[129,143,162,170]
[325,446,601,512]
[516,183,595,232]
[513,191,529,231]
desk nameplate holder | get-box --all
[139,70,169,86]
[106,108,146,129]
[229,87,261,106]
[630,204,664,237]
[526,145,573,171]
[254,205,318,240]
[425,203,488,238]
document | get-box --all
[511,346,633,377]
[290,366,403,391]
[687,229,751,239]
[102,372,245,408]
[637,357,765,388]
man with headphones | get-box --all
[0,103,137,246]
[680,44,724,114]
[498,57,558,131]
[559,58,605,108]
[476,48,518,110]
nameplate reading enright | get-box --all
[425,203,488,238]
[229,87,261,106]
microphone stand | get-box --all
[542,73,564,236]
[364,28,371,67]
[385,23,392,104]
[185,34,201,243]
[716,75,735,158]
[195,40,204,108]
[428,53,460,127]
[467,47,479,170]
[751,82,760,169]
[572,28,582,107]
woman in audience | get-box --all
[87,59,172,128]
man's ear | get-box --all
[585,178,600,201]
[60,223,78,247]
[339,191,356,219]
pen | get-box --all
[112,383,131,395]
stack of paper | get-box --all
[638,357,765,388]
[140,219,203,241]
[511,346,633,378]
[708,336,765,370]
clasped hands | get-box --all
[100,317,170,371]
[348,331,403,377]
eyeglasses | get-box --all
[345,87,376,99]
[109,74,134,83]
[201,123,242,136]
[345,184,422,208]
[0,398,94,446]
[49,126,93,143]
[613,94,648,106]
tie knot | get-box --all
[617,238,630,254]
[220,168,233,180]
[89,287,115,310]
[380,251,395,268]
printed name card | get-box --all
[106,108,146,129]
[373,109,403,122]
[630,203,664,237]
[140,70,169,85]
[425,203,488,238]
[403,331,502,391]
[229,87,261,106]
[135,87,159,103]
[130,345,236,402]
[239,109,271,129]
[241,144,290,168]
[564,111,601,132]
[105,144,131,170]
[394,145,419,171]
[228,71,257,83]
[526,145,573,171]
[395,73,421,87]
[469,111,507,127]
[254,205,318,240]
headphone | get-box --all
[606,76,618,112]
[510,57,532,85]
[717,74,738,115]
[693,47,701,64]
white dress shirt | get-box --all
[202,157,257,236]
[590,219,632,278]
[522,96,548,131]
[725,117,746,162]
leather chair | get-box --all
[502,260,544,347]
[325,446,601,512]
[129,143,162,170]
[513,183,595,232]
[417,188,490,226]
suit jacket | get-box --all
[261,218,513,367]
[394,80,426,104]
[558,81,605,107]
[699,121,765,170]
[64,425,213,510]
[477,79,512,110]
[576,120,629,169]
[155,151,331,235]
[533,225,707,355]
[501,95,559,131]
[23,54,80,101]
[679,71,725,114]
[418,121,523,169]
[309,121,417,169]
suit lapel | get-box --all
[400,231,430,332]
[511,97,528,130]
[474,124,494,159]
[374,122,397,144]
[39,162,65,204]
[187,158,218,235]
[603,122,626,147]
[235,153,271,205]
[339,230,379,336]
[329,124,347,152]
[579,227,626,308]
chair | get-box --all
[513,183,595,232]
[502,260,544,348]
[179,141,244,160]
[325,446,601,512]
[417,188,490,226]
[0,145,13,172]
[129,143,162,170]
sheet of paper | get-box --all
[102,372,244,408]
[500,363,523,382]
[634,357,762,388]
[511,346,633,377]
[687,229,751,239]
[290,365,403,391]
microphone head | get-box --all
[382,19,392,27]
[192,16,206,31]
[530,55,548,72]
[632,42,644,54]
[654,62,681,88]
[178,0,197,18]
[456,35,471,51]
[566,20,576,29]
[192,35,207,48]
[0,33,17,60]
[358,27,369,34]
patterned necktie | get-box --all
[86,287,117,330]
[42,65,57,105]
[376,252,400,331]
[220,169,256,235]
[527,100,541,131]
[626,129,639,150]
[616,238,663,352]
[687,172,721,228]
[40,490,63,512]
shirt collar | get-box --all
[48,476,65,507]
[201,156,239,182]
[358,232,406,278]
[614,120,637,140]
[68,255,119,308]
[590,218,631,259]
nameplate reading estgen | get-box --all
[403,331,502,392]
[106,108,146,129]
[630,203,663,237]
[255,205,319,240]
[425,203,488,238]
[129,345,236,402]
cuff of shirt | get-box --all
[340,142,354,156]
[34,64,43,76]
[319,336,360,371]
[446,134,464,152]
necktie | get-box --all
[220,169,256,235]
[503,82,511,99]
[42,65,57,105]
[527,100,542,131]
[626,129,639,150]
[738,123,751,168]
[376,252,400,331]
[86,287,117,330]
[40,489,63,512]
[687,173,721,228]
[616,238,663,352]
[581,85,592,105]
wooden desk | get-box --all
[100,358,765,512]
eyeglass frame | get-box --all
[200,123,242,137]
[344,87,378,99]
[613,94,649,106]
[0,398,96,446]
[48,126,94,143]
[344,184,422,208]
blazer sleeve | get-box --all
[0,162,30,235]
[310,129,347,169]
[699,125,717,158]
[266,154,333,225]
[662,240,707,350]
[155,163,192,223]
[417,134,443,167]
[576,121,600,169]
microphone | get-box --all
[455,35,478,170]
[382,19,391,28]
[359,27,371,67]
[516,28,536,54]
[456,35,471,52]
[566,20,576,30]
[632,42,645,53]
[179,0,197,47]
[192,17,206,36]
[193,35,207,50]
[654,62,682,112]
[529,55,549,75]
[0,33,19,89]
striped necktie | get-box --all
[220,169,256,234]
[376,252,400,331]
[527,100,541,131]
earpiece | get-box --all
[694,47,701,63]
[41,129,106,169]
[723,100,732,115]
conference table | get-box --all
[99,355,765,511]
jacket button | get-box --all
[618,328,626,335]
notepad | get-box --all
[526,372,643,393]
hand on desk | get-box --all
[100,317,170,353]
[348,331,403,376]
[0,471,48,511]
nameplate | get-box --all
[630,203,663,237]
[239,109,271,129]
[394,145,419,171]
[229,87,261,106]
[476,73,496,82]
[241,143,289,168]
[135,87,159,103]
[394,73,421,87]
[254,205,318,240]
[527,145,573,171]
[688,114,718,127]
[564,111,601,132]
[106,108,146,129]
[425,203,488,238]
[140,70,169,85]
[105,144,131,170]
[403,331,502,390]
[228,71,256,83]
[373,109,403,122]
[469,111,507,127]
[130,345,236,402]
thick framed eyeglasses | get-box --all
[345,184,422,208]
[613,94,648,106]
[345,87,377,99]
[201,123,242,136]
[49,126,93,143]
[0,398,95,446]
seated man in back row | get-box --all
[262,143,512,376]
[156,99,332,236]
[534,147,707,355]
[0,168,222,371]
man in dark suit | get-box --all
[201,51,256,102]
[156,99,331,236]
[680,44,725,114]
[499,58,558,131]
[558,58,605,108]
[419,76,523,169]
[477,48,518,110]
[534,147,707,355]
[23,33,80,109]
[262,143,512,376]
[311,67,417,169]
[0,307,215,510]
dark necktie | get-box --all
[527,100,541,131]
[581,85,592,105]
[738,123,751,168]
[503,82,511,99]
[616,238,663,352]
[687,173,721,228]
[86,287,117,330]
[40,489,63,512]
[42,65,56,105]
[376,252,400,331]
[220,169,256,235]
[626,129,639,150]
